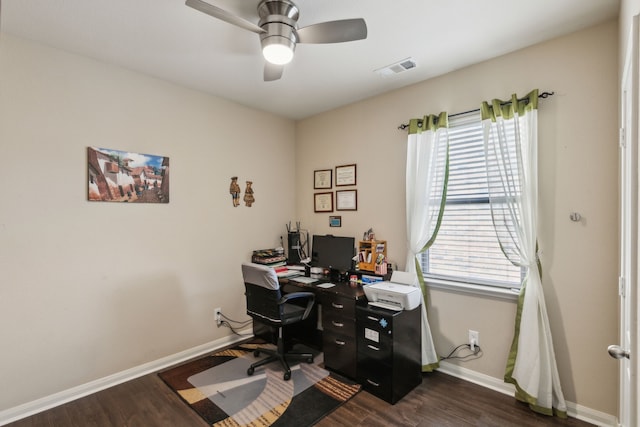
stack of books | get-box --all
[251,248,286,268]
[252,248,301,278]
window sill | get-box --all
[424,277,520,301]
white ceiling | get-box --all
[1,0,620,120]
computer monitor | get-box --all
[311,234,355,272]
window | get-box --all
[421,112,523,290]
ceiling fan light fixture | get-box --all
[262,36,295,65]
[187,0,367,81]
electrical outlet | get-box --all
[468,330,479,351]
[215,308,222,327]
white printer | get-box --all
[363,271,422,311]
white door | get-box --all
[614,14,639,427]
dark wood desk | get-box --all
[281,276,366,379]
[255,274,422,403]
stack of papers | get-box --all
[276,270,301,278]
[292,276,318,284]
[317,283,335,288]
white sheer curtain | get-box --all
[404,112,449,371]
[482,90,567,417]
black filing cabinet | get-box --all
[320,292,359,378]
[356,305,421,404]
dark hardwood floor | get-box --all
[317,371,594,427]
[7,368,594,427]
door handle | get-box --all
[607,345,630,359]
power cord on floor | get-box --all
[439,344,483,362]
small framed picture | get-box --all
[336,190,357,211]
[335,164,357,186]
[314,192,333,212]
[314,169,332,189]
[329,216,342,227]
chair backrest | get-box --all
[242,262,283,324]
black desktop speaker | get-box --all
[287,232,302,264]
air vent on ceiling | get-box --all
[375,57,417,77]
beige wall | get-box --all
[621,0,639,72]
[296,21,619,415]
[0,34,296,410]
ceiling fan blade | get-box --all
[264,62,284,81]
[186,0,266,34]
[297,18,367,44]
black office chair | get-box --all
[242,262,316,380]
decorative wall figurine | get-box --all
[230,176,241,207]
[244,181,255,207]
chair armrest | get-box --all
[280,292,315,320]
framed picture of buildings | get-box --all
[88,147,170,203]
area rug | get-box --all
[159,342,361,426]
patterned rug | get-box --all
[159,342,361,426]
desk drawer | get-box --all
[323,330,357,378]
[319,294,356,318]
[356,357,393,402]
[357,310,395,338]
[323,309,355,334]
[357,335,392,361]
[356,313,393,360]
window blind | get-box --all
[422,113,522,288]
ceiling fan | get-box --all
[185,0,368,81]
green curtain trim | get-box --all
[414,258,439,374]
[415,258,427,299]
[422,361,439,372]
[481,89,539,121]
[505,244,542,379]
[504,279,525,382]
[504,245,560,417]
[408,111,449,134]
[422,140,450,252]
[504,377,568,418]
[536,241,542,278]
[415,123,450,307]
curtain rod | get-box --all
[397,91,555,131]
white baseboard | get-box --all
[437,361,619,427]
[0,330,252,426]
